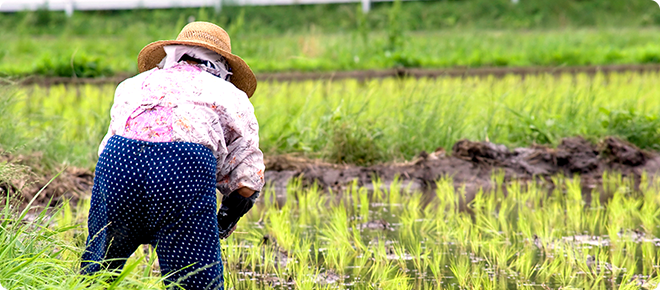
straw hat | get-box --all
[137,21,257,98]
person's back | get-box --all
[81,22,264,290]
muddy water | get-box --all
[230,218,653,289]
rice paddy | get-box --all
[3,172,660,289]
[136,173,660,289]
[3,66,660,290]
[4,1,660,288]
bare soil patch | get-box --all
[3,137,658,208]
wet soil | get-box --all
[265,137,660,203]
[3,137,659,208]
[16,64,660,86]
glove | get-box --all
[217,190,259,239]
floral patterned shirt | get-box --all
[99,63,265,195]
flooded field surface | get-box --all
[219,173,660,289]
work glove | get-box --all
[217,190,259,239]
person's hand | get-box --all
[237,187,255,198]
[219,223,237,239]
[217,190,259,240]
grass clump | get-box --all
[0,180,171,289]
[600,108,660,151]
[32,52,113,78]
[327,113,383,166]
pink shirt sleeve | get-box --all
[214,90,265,195]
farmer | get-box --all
[80,22,264,290]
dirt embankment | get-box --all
[0,152,93,208]
[2,137,658,208]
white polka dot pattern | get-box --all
[81,135,224,290]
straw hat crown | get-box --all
[137,21,257,98]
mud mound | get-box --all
[264,137,660,200]
[452,139,510,165]
[598,137,649,166]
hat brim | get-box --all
[137,40,257,98]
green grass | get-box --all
[3,71,660,168]
[3,171,660,289]
[3,0,660,77]
[0,83,113,170]
[5,28,660,77]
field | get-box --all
[6,28,660,77]
[4,1,660,289]
[2,71,660,289]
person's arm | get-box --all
[217,189,260,239]
[214,88,265,239]
[215,104,265,196]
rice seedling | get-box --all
[511,248,538,284]
[448,251,472,288]
[264,205,297,253]
[426,248,444,284]
[222,235,244,274]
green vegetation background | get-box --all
[2,0,660,168]
[4,2,660,289]
[3,0,660,77]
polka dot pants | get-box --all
[81,135,223,290]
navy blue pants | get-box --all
[81,135,223,290]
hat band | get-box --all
[177,31,231,52]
